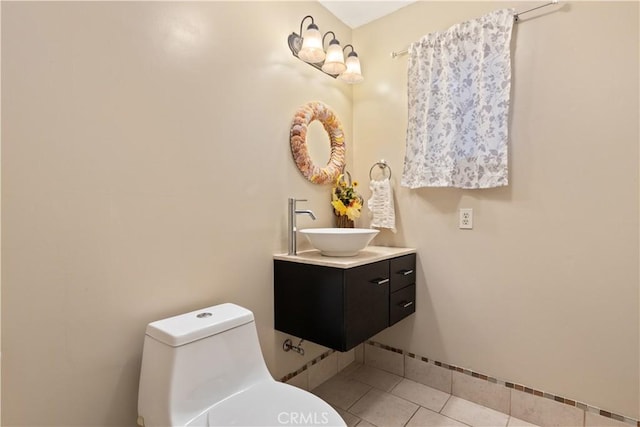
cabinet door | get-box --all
[390,253,416,292]
[274,261,345,350]
[344,260,389,350]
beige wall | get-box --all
[353,1,639,419]
[1,2,353,425]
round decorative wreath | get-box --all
[290,101,346,185]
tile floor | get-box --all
[311,363,539,427]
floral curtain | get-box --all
[401,9,515,189]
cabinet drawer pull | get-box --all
[402,301,414,308]
[400,269,414,276]
[370,278,390,285]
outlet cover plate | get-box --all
[459,208,473,229]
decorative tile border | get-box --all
[367,341,640,427]
[279,348,335,383]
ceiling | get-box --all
[318,1,416,29]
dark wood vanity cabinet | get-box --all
[274,253,416,351]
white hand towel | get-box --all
[368,178,396,233]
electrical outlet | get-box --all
[459,208,473,229]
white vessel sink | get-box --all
[299,228,379,257]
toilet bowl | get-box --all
[138,303,345,427]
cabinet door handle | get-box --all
[402,301,414,308]
[370,278,390,285]
[399,269,414,276]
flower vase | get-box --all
[335,214,354,228]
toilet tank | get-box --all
[138,303,272,427]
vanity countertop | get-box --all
[273,246,416,269]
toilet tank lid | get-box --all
[145,303,255,347]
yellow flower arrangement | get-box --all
[331,173,363,222]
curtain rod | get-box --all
[390,1,560,59]
[514,0,559,21]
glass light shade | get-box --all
[321,42,346,74]
[298,26,325,63]
[338,54,364,84]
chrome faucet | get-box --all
[288,198,316,255]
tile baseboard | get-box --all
[364,341,640,427]
[279,345,360,390]
[279,348,335,385]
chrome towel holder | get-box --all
[369,159,392,181]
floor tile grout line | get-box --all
[348,365,405,394]
[401,404,421,427]
[443,396,514,427]
[439,393,453,414]
[388,378,402,396]
[346,388,377,426]
[439,395,474,426]
[344,383,374,413]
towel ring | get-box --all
[369,160,392,181]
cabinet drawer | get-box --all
[390,253,416,292]
[390,284,415,325]
[345,259,389,287]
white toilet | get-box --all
[138,303,346,427]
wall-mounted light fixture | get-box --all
[288,15,364,83]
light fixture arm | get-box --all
[322,31,339,49]
[298,15,314,37]
[343,44,358,57]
